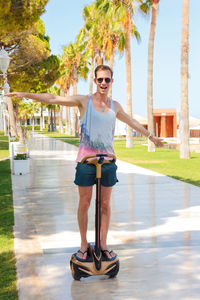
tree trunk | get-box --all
[66,107,71,135]
[15,104,25,144]
[89,52,95,94]
[65,90,71,135]
[96,50,103,66]
[48,106,50,131]
[53,106,56,131]
[18,118,25,144]
[59,105,64,133]
[147,2,159,152]
[72,79,79,137]
[58,90,64,134]
[108,50,114,98]
[180,0,190,159]
[40,103,44,131]
[7,97,17,137]
[32,116,35,131]
[49,106,53,131]
[125,16,133,148]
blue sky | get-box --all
[41,0,200,118]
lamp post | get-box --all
[0,90,4,131]
[0,46,11,135]
[0,47,11,78]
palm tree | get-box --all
[94,1,141,147]
[147,0,159,152]
[62,39,89,136]
[58,90,64,134]
[15,103,25,144]
[17,100,31,143]
[18,101,31,128]
[40,103,44,131]
[82,2,104,93]
[97,2,126,97]
[112,0,140,148]
[140,0,159,152]
[180,0,190,159]
[47,85,60,132]
[56,62,73,134]
[28,101,40,131]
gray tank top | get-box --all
[76,95,116,162]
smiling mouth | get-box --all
[100,86,107,90]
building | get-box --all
[153,109,177,138]
[188,116,200,138]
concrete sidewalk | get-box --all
[12,133,200,300]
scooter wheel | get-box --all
[73,273,81,281]
[70,260,82,281]
[108,260,120,278]
[109,273,117,279]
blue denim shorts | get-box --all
[74,162,118,187]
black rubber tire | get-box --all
[108,261,119,278]
[73,273,81,281]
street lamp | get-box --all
[0,46,11,78]
[0,46,11,135]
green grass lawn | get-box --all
[114,138,200,187]
[39,131,200,187]
[0,133,18,299]
[0,133,10,159]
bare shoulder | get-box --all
[112,100,123,115]
[72,94,88,104]
[77,95,90,118]
[65,94,88,107]
[112,99,131,123]
[78,95,89,107]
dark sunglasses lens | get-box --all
[97,78,111,83]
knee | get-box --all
[79,195,91,211]
[101,199,110,214]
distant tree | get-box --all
[28,101,40,131]
[47,85,60,132]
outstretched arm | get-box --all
[115,101,164,147]
[5,92,85,107]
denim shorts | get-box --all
[74,162,119,187]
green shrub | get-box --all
[14,153,27,160]
[21,125,41,131]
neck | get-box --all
[94,92,108,103]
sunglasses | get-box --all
[96,77,111,83]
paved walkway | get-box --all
[12,133,200,300]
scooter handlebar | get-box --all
[80,154,116,164]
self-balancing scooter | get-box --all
[70,154,119,280]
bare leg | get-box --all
[77,186,93,259]
[100,186,116,258]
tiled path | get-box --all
[12,133,200,300]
